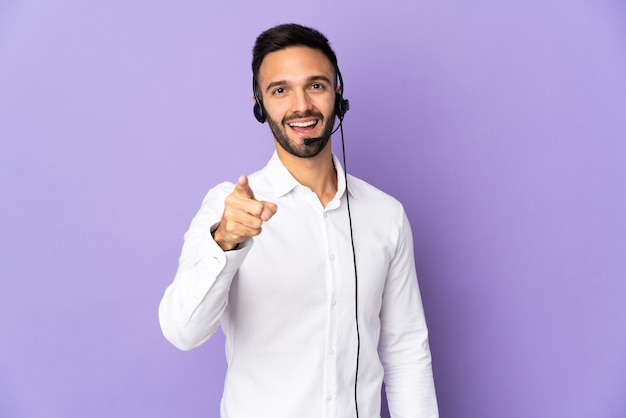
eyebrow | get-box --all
[264,75,334,94]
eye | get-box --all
[272,87,286,95]
[311,83,325,90]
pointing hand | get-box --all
[212,175,278,251]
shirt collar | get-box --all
[263,151,358,200]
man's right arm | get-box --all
[158,176,277,351]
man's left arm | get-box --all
[379,211,439,418]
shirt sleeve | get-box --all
[158,183,252,351]
[378,211,439,417]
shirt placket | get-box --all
[322,208,339,418]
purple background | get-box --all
[1,1,625,417]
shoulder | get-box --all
[202,180,235,201]
[347,174,404,211]
[346,174,409,232]
[346,175,414,257]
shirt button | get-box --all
[329,253,335,261]
[329,348,335,355]
[327,395,333,401]
[331,300,337,306]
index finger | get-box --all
[233,175,255,200]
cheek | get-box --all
[263,104,287,124]
[317,96,336,118]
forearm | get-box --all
[380,296,438,417]
[383,337,438,418]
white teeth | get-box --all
[289,120,317,127]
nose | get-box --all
[291,88,313,114]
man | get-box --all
[159,23,438,418]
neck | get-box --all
[276,141,337,207]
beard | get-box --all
[267,110,335,158]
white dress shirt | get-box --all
[159,152,438,418]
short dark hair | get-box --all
[252,23,340,94]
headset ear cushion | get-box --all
[253,100,266,123]
[335,94,350,119]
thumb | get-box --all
[260,201,278,222]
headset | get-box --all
[253,64,361,417]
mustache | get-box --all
[282,111,324,125]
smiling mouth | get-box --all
[288,120,318,128]
[287,119,319,135]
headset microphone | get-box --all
[303,98,349,146]
[302,117,344,146]
[303,136,323,146]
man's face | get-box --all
[256,46,337,158]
